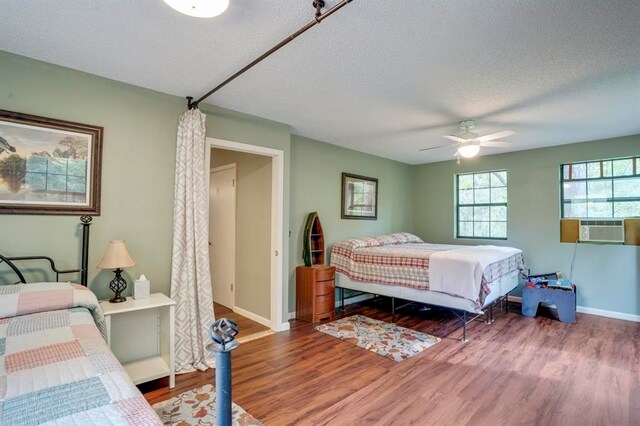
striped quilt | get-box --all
[0,283,161,426]
[330,233,525,307]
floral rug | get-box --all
[315,315,440,362]
[152,384,263,426]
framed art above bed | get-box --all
[341,172,378,220]
[0,109,103,215]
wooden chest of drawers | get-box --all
[296,265,335,322]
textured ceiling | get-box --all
[1,0,639,164]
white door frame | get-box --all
[205,137,286,332]
[209,163,236,309]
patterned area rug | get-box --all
[152,384,263,426]
[315,315,441,362]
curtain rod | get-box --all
[187,0,354,110]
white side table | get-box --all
[100,293,176,388]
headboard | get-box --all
[0,216,93,286]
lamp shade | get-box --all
[162,0,229,18]
[97,240,136,269]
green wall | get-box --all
[289,135,414,312]
[412,135,640,315]
[0,51,290,320]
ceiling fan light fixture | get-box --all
[457,142,480,158]
[162,0,229,18]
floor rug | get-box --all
[315,314,440,362]
[152,384,262,426]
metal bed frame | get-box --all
[0,216,92,286]
[338,285,513,342]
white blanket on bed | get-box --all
[429,245,522,302]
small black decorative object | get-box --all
[97,240,136,303]
[108,268,127,303]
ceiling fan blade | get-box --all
[477,130,516,142]
[443,135,466,143]
[419,143,455,152]
[479,141,511,148]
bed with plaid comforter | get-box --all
[0,283,161,426]
[330,233,525,307]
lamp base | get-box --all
[108,268,128,304]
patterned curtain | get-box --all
[170,109,215,372]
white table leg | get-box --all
[105,315,112,347]
[169,304,175,389]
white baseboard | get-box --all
[232,306,272,328]
[278,322,290,331]
[237,329,275,343]
[507,296,640,323]
[576,306,640,323]
[285,294,640,324]
[288,293,374,320]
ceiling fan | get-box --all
[420,120,516,162]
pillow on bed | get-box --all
[0,282,106,338]
[333,232,423,251]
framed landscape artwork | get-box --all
[0,110,102,215]
[341,172,378,220]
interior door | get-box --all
[209,164,236,309]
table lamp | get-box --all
[98,240,136,303]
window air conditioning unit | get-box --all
[579,220,625,243]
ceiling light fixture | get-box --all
[162,0,229,18]
[457,142,480,158]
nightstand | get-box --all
[296,265,336,322]
[100,293,176,388]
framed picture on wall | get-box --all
[341,172,378,220]
[0,109,103,215]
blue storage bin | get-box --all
[522,285,576,323]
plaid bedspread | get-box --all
[0,283,161,426]
[330,234,525,307]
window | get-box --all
[561,157,640,218]
[456,170,507,239]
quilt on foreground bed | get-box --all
[0,283,161,426]
[330,233,524,308]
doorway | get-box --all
[206,138,286,332]
[209,163,236,309]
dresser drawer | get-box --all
[315,294,335,314]
[316,279,334,296]
[314,311,334,322]
[314,266,335,282]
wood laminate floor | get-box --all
[142,299,640,425]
